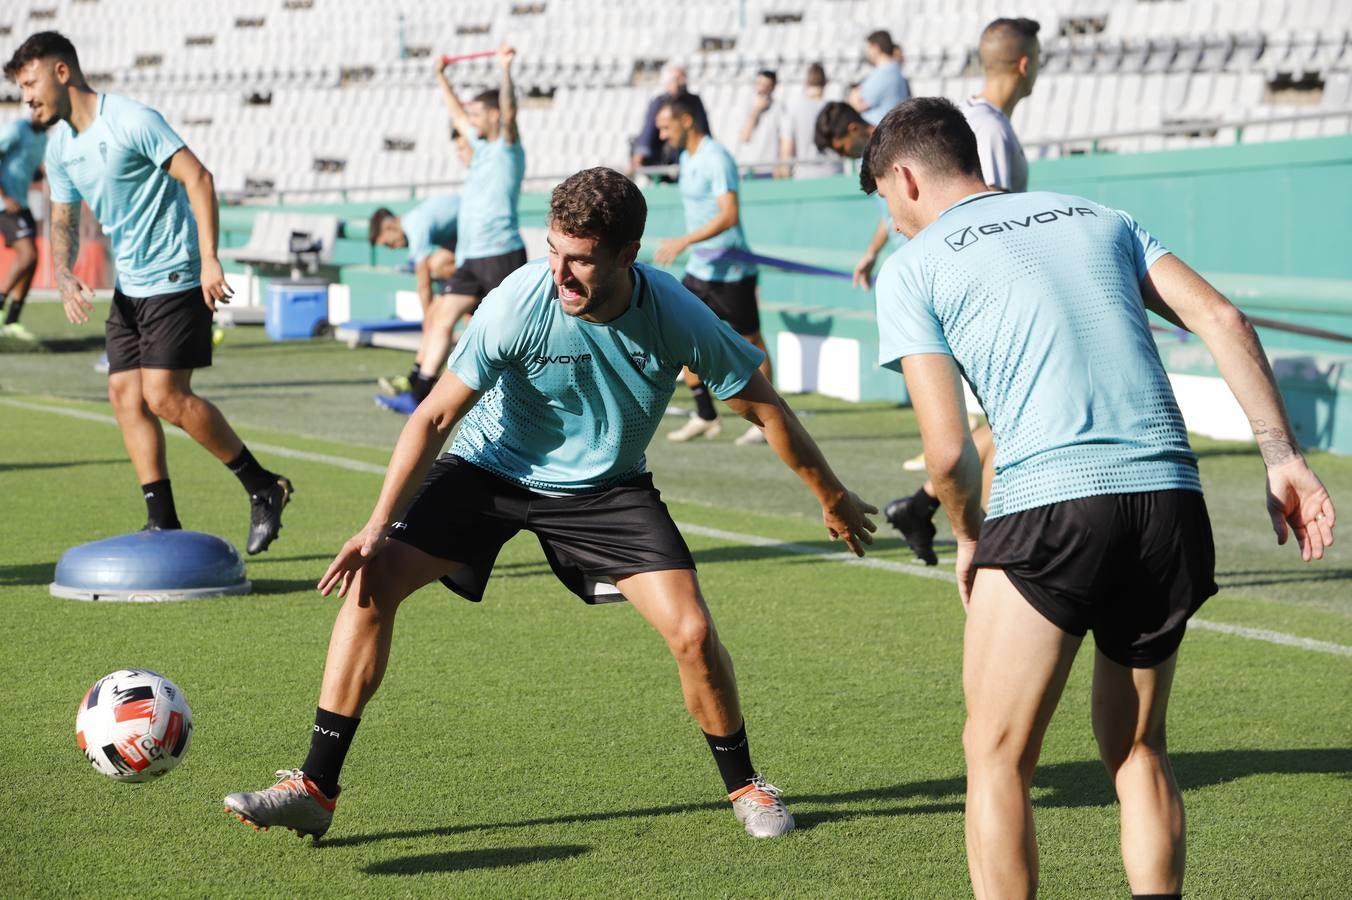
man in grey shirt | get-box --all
[779,63,840,179]
[962,17,1040,193]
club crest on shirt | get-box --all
[98,141,108,162]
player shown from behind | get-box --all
[224,167,877,842]
[378,45,527,415]
[0,107,48,340]
[368,139,470,397]
[654,96,771,446]
[865,97,1336,898]
[6,32,292,552]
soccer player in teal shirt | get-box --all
[654,96,772,446]
[224,168,878,843]
[7,32,292,553]
[378,45,528,415]
[866,98,1335,899]
[0,107,48,339]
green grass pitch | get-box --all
[1,303,1349,898]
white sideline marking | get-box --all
[5,396,1350,658]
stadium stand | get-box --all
[1,0,1349,200]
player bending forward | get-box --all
[225,167,877,841]
[867,97,1335,898]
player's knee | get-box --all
[665,613,715,668]
[143,384,189,422]
[962,717,1026,773]
[13,242,36,269]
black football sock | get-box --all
[410,372,436,402]
[911,485,941,517]
[226,445,278,496]
[301,707,359,798]
[406,362,421,385]
[690,383,717,421]
[704,722,756,794]
[3,297,23,325]
[141,479,182,529]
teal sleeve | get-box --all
[875,249,951,372]
[44,138,79,203]
[1113,208,1170,279]
[666,290,764,399]
[708,147,739,197]
[0,121,17,156]
[124,106,186,169]
[446,273,527,390]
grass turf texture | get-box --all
[1,301,1349,898]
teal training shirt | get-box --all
[448,260,765,491]
[875,190,1200,518]
[0,118,46,206]
[456,135,525,260]
[678,137,756,283]
[44,94,199,296]
[402,194,459,264]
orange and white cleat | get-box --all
[729,775,795,838]
[224,768,337,841]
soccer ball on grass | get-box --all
[75,668,193,782]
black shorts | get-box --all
[392,455,696,604]
[0,207,36,245]
[972,489,1217,668]
[682,273,761,336]
[105,286,214,375]
[447,247,529,303]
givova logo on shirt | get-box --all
[534,353,593,365]
[945,206,1100,252]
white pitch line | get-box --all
[6,396,1350,657]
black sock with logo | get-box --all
[406,361,421,386]
[703,722,756,794]
[411,373,436,402]
[3,297,23,325]
[911,485,941,517]
[690,383,717,421]
[141,479,182,530]
[301,707,359,798]
[226,445,277,497]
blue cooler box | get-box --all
[265,281,329,340]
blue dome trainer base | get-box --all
[50,529,251,603]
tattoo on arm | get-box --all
[1253,419,1298,466]
[49,202,81,280]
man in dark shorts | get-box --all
[0,107,48,340]
[866,98,1335,898]
[653,96,772,446]
[8,32,292,552]
[377,45,528,415]
[224,167,877,842]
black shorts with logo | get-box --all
[972,489,1217,668]
[392,455,696,604]
[0,207,36,245]
[447,247,529,303]
[105,285,214,374]
[682,273,761,336]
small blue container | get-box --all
[265,281,328,340]
[51,530,251,602]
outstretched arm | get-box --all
[497,44,519,144]
[319,372,483,598]
[654,191,740,266]
[435,61,474,140]
[50,200,94,324]
[166,147,231,310]
[1141,254,1335,560]
[853,218,891,289]
[723,371,878,555]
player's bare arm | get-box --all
[49,199,93,324]
[1141,254,1335,560]
[853,218,891,289]
[655,191,740,266]
[414,256,434,313]
[319,372,483,599]
[497,44,519,144]
[901,353,984,603]
[722,370,879,556]
[166,146,231,310]
[434,61,473,138]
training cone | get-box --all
[50,530,251,602]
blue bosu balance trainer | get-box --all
[50,530,251,602]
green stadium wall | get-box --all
[222,134,1352,452]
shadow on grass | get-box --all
[0,458,124,473]
[323,748,1349,846]
[363,844,589,875]
[0,561,57,586]
[1217,568,1352,589]
[251,578,324,596]
[34,336,107,353]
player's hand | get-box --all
[852,254,876,289]
[752,92,772,114]
[822,489,879,557]
[654,237,685,267]
[955,538,979,609]
[318,521,392,601]
[199,256,233,312]
[1,195,18,214]
[1266,456,1335,561]
[498,44,516,69]
[57,272,96,324]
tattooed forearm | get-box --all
[49,202,81,281]
[1253,419,1299,466]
